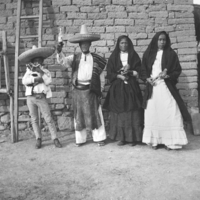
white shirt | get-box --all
[22,68,52,98]
[57,52,105,91]
[151,50,163,79]
[120,51,128,67]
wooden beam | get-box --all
[38,0,43,48]
[14,0,22,143]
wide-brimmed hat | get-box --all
[18,45,55,64]
[68,24,100,43]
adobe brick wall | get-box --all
[0,0,198,132]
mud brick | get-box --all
[127,5,146,12]
[177,82,198,89]
[175,12,194,18]
[73,0,92,5]
[94,19,114,26]
[0,17,6,24]
[106,40,114,46]
[60,6,79,12]
[155,18,168,25]
[147,4,166,11]
[80,6,99,12]
[113,0,132,4]
[108,12,128,19]
[50,98,65,104]
[101,34,115,40]
[52,78,68,85]
[167,5,193,11]
[0,4,5,10]
[129,12,148,19]
[0,9,13,16]
[179,55,197,62]
[43,35,55,41]
[91,26,105,33]
[96,47,109,53]
[179,89,198,96]
[134,0,154,4]
[67,12,87,19]
[56,72,68,78]
[43,7,59,14]
[1,0,12,3]
[106,26,125,33]
[92,40,107,46]
[74,20,93,26]
[178,48,197,55]
[115,19,134,26]
[177,36,196,43]
[149,11,168,18]
[55,20,73,26]
[52,0,71,5]
[51,72,56,78]
[177,42,198,49]
[88,13,107,19]
[92,0,112,4]
[169,30,196,37]
[55,104,65,110]
[106,5,125,12]
[179,76,197,83]
[155,26,174,32]
[135,19,154,26]
[181,62,197,70]
[137,39,151,45]
[174,0,193,4]
[126,26,146,33]
[52,91,67,98]
[6,3,17,9]
[180,70,198,77]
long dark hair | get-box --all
[144,31,171,66]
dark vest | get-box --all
[71,52,106,97]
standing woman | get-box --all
[103,35,143,146]
[140,31,193,150]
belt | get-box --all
[32,93,45,99]
[73,83,90,90]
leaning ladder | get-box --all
[0,31,14,142]
[14,0,43,142]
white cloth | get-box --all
[22,68,52,98]
[74,106,106,144]
[142,50,188,149]
[120,51,128,66]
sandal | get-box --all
[97,141,105,146]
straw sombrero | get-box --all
[68,24,100,43]
[18,45,55,64]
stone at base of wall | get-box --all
[190,107,200,135]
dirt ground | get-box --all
[0,129,200,200]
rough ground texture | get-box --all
[0,130,200,200]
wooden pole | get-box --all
[38,0,43,48]
[14,0,22,143]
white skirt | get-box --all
[142,80,188,149]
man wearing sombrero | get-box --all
[19,46,62,149]
[57,24,107,146]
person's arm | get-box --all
[56,42,74,68]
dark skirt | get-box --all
[72,88,101,131]
[108,109,144,142]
